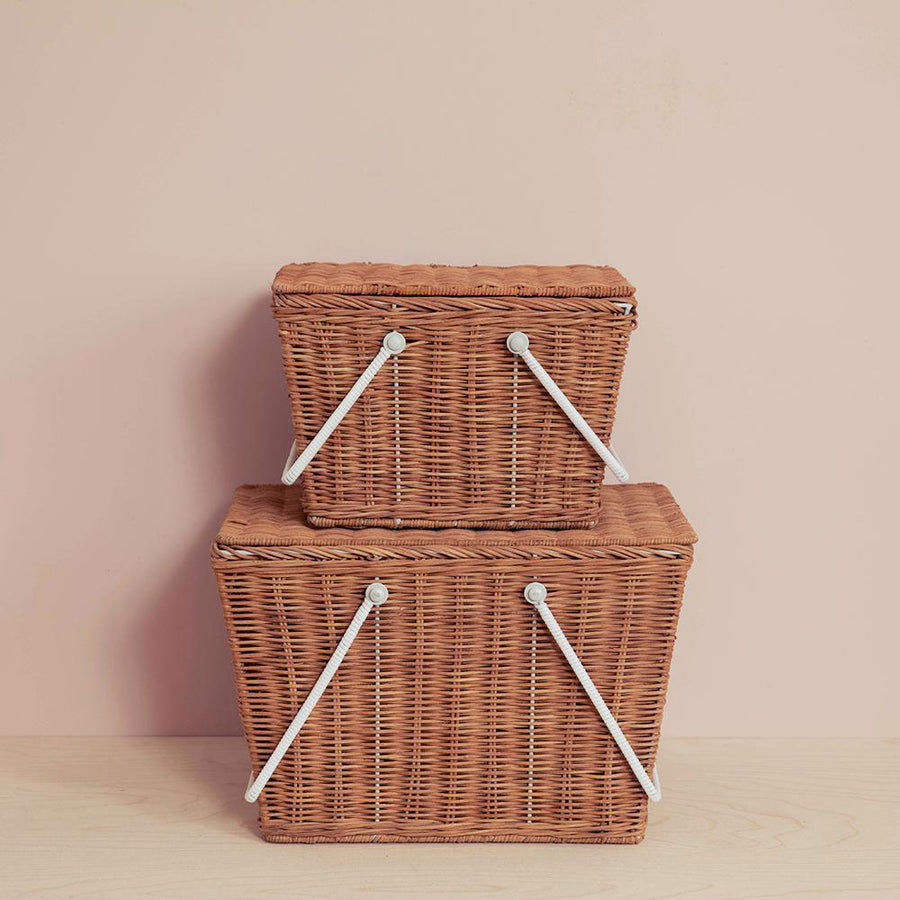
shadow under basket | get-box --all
[272,262,637,529]
[212,483,696,843]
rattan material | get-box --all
[213,483,695,843]
[273,262,636,298]
[272,262,637,528]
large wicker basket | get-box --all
[213,482,695,843]
[272,262,637,529]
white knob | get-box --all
[507,331,530,355]
[524,581,547,606]
[366,582,389,605]
[383,331,407,354]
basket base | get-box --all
[261,829,646,844]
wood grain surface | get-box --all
[1,737,897,899]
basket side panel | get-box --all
[274,304,634,526]
[215,552,690,842]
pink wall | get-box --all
[2,1,898,736]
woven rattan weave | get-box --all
[272,262,637,529]
[213,482,695,843]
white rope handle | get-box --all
[523,581,661,801]
[244,582,389,803]
[281,331,406,485]
[507,332,629,482]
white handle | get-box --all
[523,581,660,801]
[507,332,629,482]
[281,332,406,485]
[244,582,389,803]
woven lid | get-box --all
[273,262,635,299]
[213,484,695,556]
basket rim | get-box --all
[272,262,636,299]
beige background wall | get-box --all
[2,1,898,737]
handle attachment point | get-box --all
[383,331,407,354]
[507,331,530,355]
[524,581,548,606]
[365,582,389,606]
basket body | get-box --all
[213,483,695,843]
[272,262,637,529]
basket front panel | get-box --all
[216,553,688,842]
[275,305,634,526]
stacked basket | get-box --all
[212,262,696,843]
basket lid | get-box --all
[272,262,635,299]
[213,484,695,558]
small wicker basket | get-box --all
[213,482,695,843]
[272,262,637,529]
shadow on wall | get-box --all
[134,293,293,736]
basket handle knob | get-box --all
[523,581,661,802]
[507,332,629,483]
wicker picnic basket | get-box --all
[212,482,696,843]
[272,262,637,529]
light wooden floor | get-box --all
[1,738,897,899]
